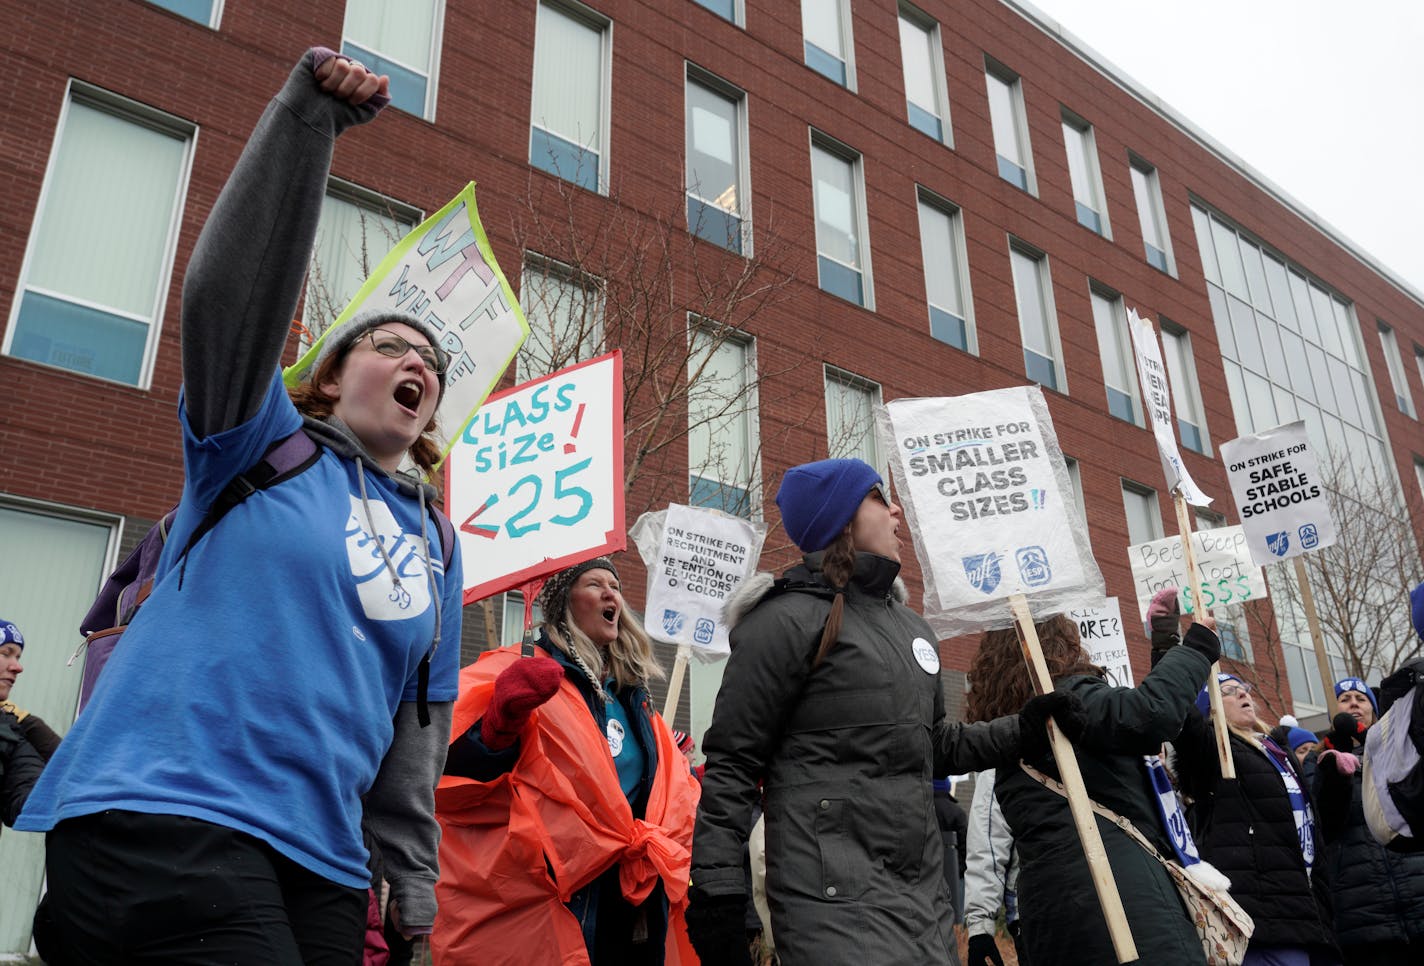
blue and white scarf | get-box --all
[1145,753,1204,868]
[1261,735,1316,877]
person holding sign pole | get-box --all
[965,597,1219,966]
[1311,671,1424,966]
[436,557,699,966]
[17,51,464,964]
[1173,652,1337,962]
[687,458,1086,966]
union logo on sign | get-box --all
[1267,531,1291,557]
[693,617,715,645]
[963,553,1003,595]
[662,609,685,636]
[1299,523,1319,549]
[1015,546,1052,587]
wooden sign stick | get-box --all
[1010,593,1138,963]
[1173,491,1235,779]
[1292,557,1338,718]
[662,644,692,721]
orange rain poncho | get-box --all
[433,646,701,965]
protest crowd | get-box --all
[7,46,1424,966]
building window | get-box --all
[686,70,748,255]
[898,5,950,143]
[1121,481,1162,545]
[1195,510,1250,659]
[1009,244,1061,392]
[4,89,193,386]
[825,366,882,470]
[1415,458,1424,501]
[1061,111,1108,236]
[518,256,604,381]
[1089,287,1140,425]
[500,591,543,647]
[530,0,610,193]
[811,135,871,308]
[1415,346,1424,402]
[1064,456,1088,528]
[1192,204,1387,486]
[148,0,221,26]
[304,182,419,337]
[341,0,444,118]
[1130,156,1173,273]
[1160,321,1210,454]
[985,60,1033,192]
[916,190,973,352]
[688,322,759,517]
[1378,322,1415,417]
[802,0,854,88]
[692,0,739,23]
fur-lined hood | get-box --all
[722,561,909,632]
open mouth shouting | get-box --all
[394,379,425,417]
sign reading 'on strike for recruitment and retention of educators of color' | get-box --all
[879,386,1103,636]
[1220,420,1337,566]
[445,351,625,603]
[285,183,529,466]
[1127,525,1267,621]
[1070,599,1133,688]
[630,504,765,658]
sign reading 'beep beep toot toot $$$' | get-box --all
[1127,525,1268,621]
[879,386,1104,636]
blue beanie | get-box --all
[1285,727,1318,752]
[775,458,883,553]
[1195,672,1245,715]
[0,619,22,650]
[1334,677,1379,716]
[1411,581,1424,643]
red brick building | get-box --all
[3,0,1423,949]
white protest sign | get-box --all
[879,387,1103,636]
[1070,599,1133,687]
[1127,525,1267,621]
[1126,308,1211,506]
[445,351,624,602]
[285,184,528,466]
[630,504,765,657]
[1219,421,1336,566]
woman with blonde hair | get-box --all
[435,557,699,966]
[965,600,1218,966]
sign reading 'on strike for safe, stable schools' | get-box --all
[1219,420,1337,566]
[445,351,625,602]
[880,387,1103,636]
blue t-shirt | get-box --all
[18,374,462,888]
[603,683,646,802]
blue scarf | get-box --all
[1260,735,1316,876]
[1145,753,1204,868]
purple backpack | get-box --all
[73,431,455,714]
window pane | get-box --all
[345,0,436,72]
[918,200,967,346]
[812,144,864,307]
[1131,164,1164,250]
[689,330,755,516]
[341,40,429,116]
[694,0,735,19]
[1211,218,1248,300]
[803,0,845,62]
[532,3,602,176]
[1091,291,1137,424]
[1062,121,1098,213]
[1191,206,1220,286]
[1162,329,1204,440]
[306,191,413,332]
[686,81,740,215]
[986,72,1022,168]
[1122,486,1161,545]
[899,15,940,133]
[826,373,880,466]
[150,0,215,23]
[518,262,603,379]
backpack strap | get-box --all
[177,431,322,587]
[430,505,456,571]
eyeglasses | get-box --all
[363,329,447,374]
[869,482,891,506]
[1220,683,1253,698]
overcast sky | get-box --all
[1016,0,1424,300]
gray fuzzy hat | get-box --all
[312,309,448,399]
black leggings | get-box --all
[35,810,366,965]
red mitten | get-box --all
[481,657,564,750]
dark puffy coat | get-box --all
[2,716,45,831]
[1176,714,1336,954]
[1314,754,1424,953]
[692,552,1022,966]
[995,645,1211,966]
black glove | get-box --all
[966,933,1006,966]
[1180,623,1221,664]
[1146,588,1182,667]
[1323,712,1366,753]
[1019,690,1088,760]
[684,893,754,966]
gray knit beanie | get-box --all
[311,309,448,400]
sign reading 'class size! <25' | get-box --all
[445,351,625,602]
